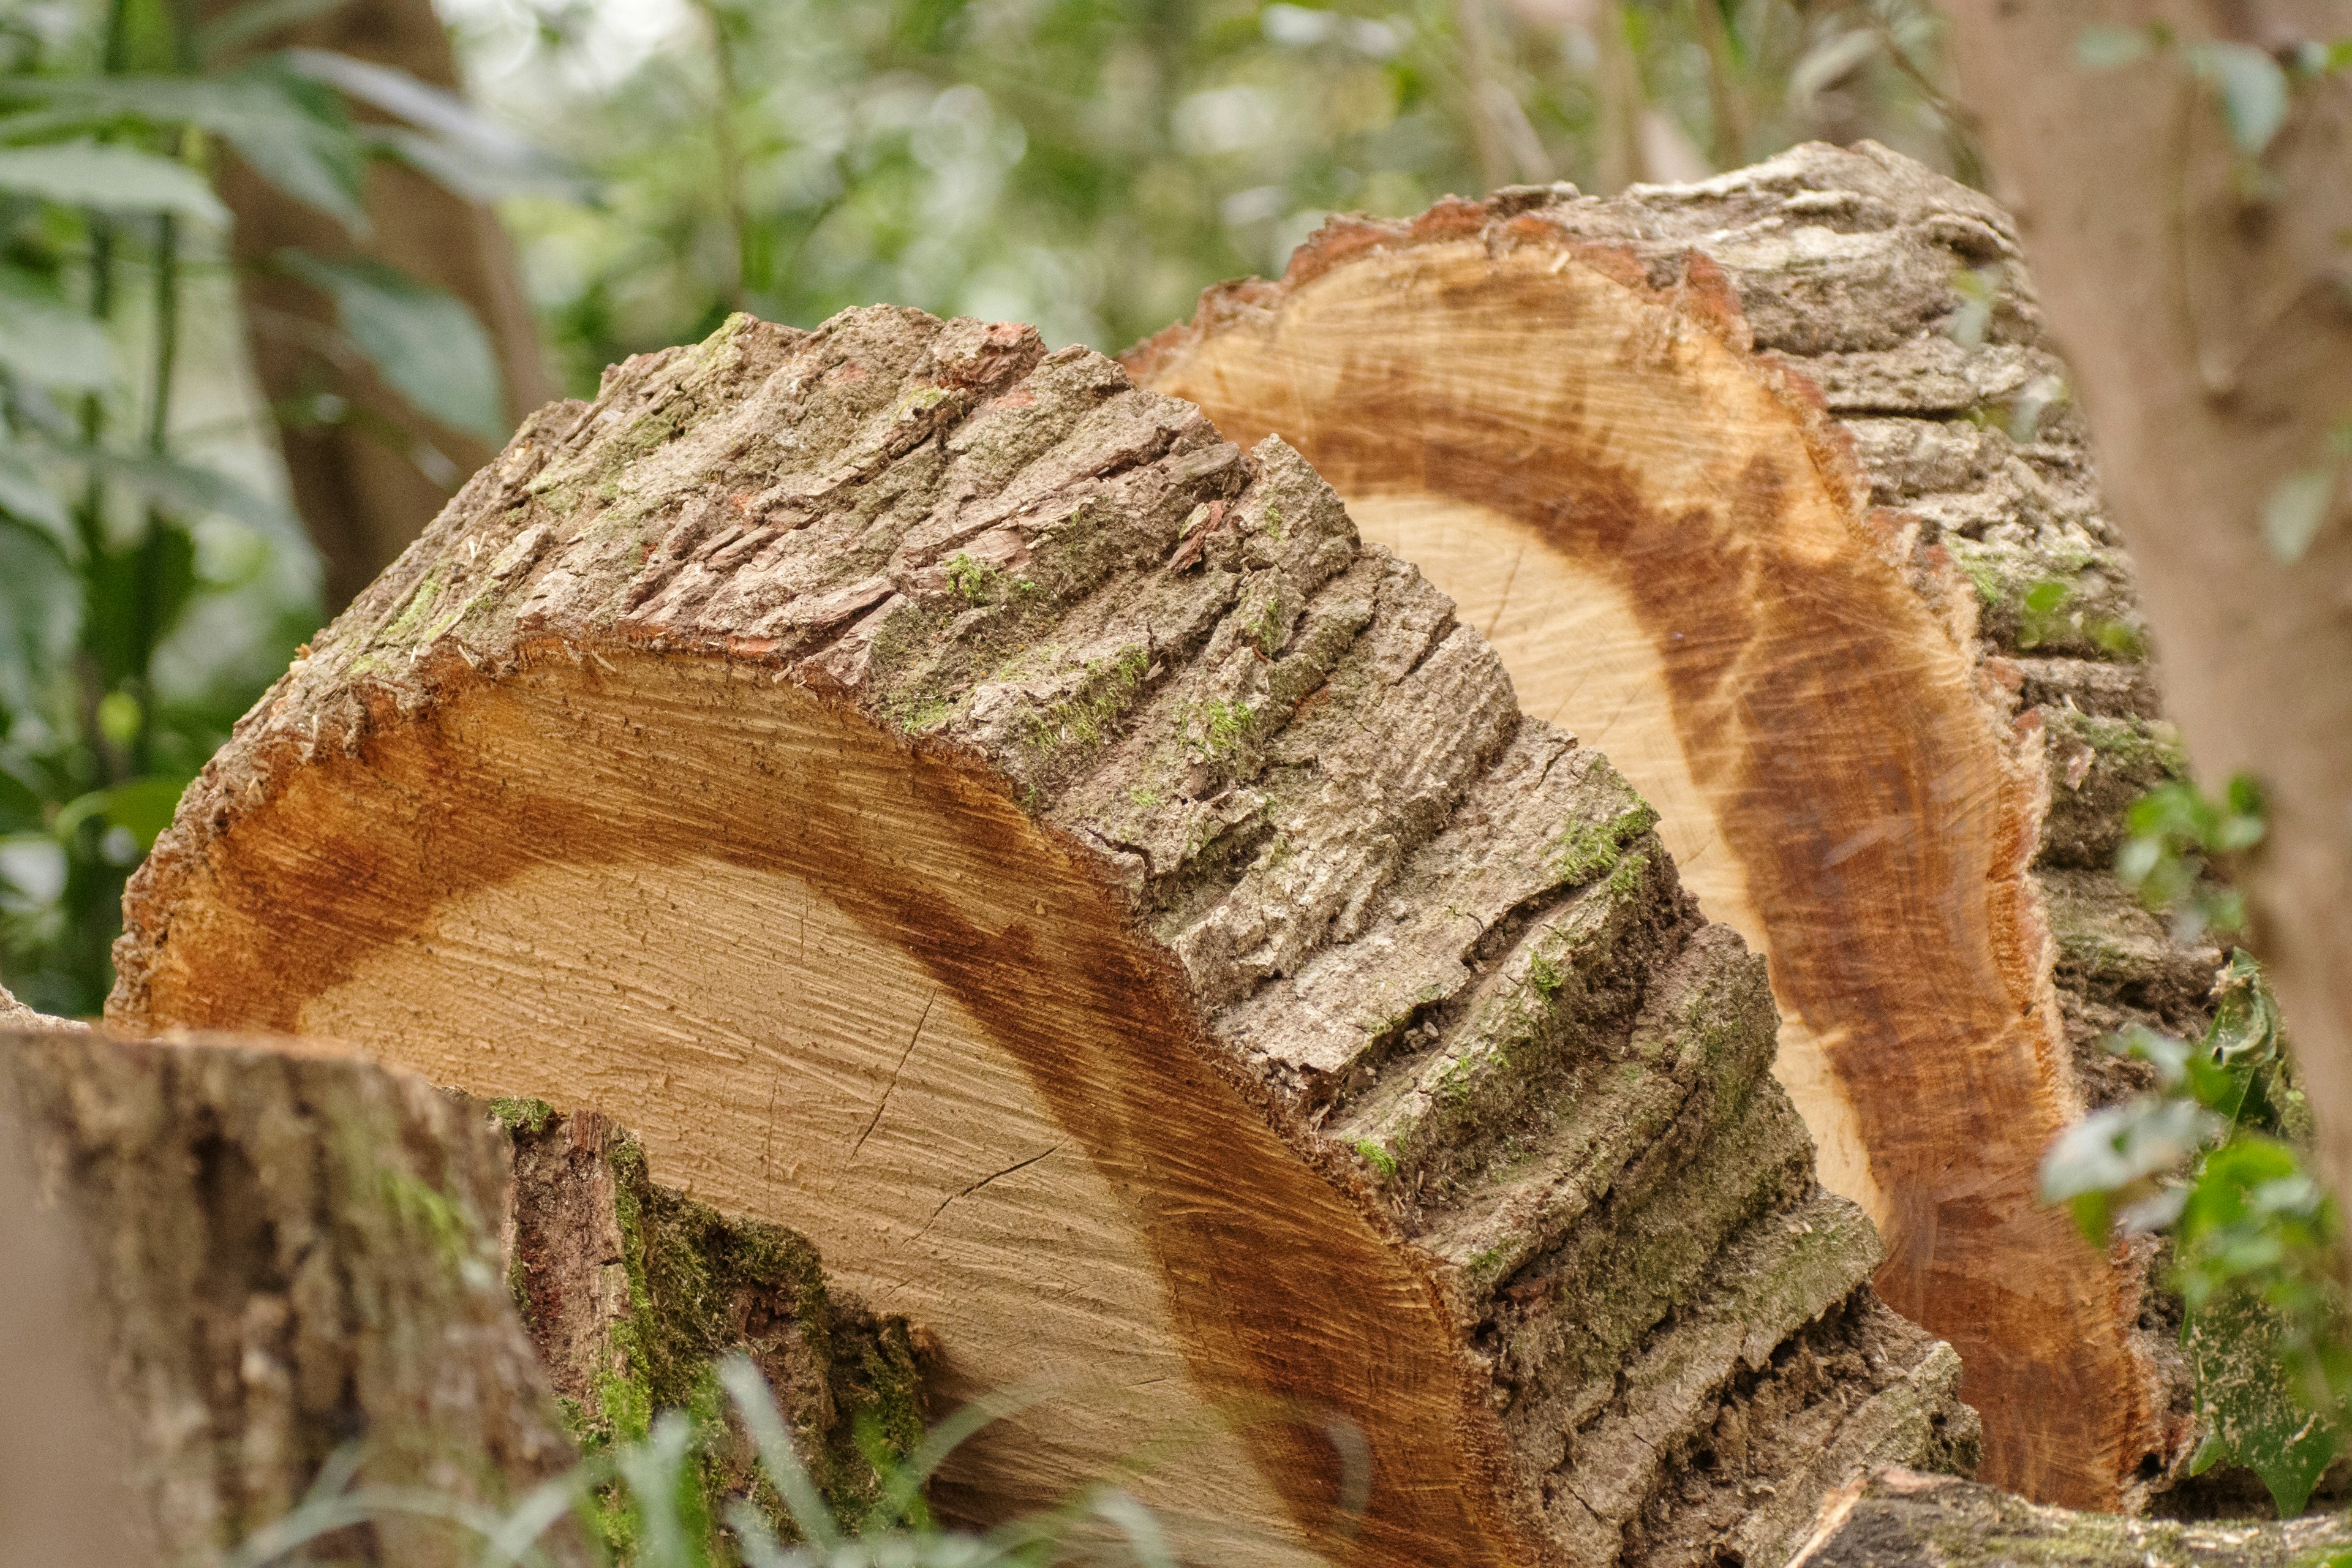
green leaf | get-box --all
[2190,41,2293,158]
[2076,24,2155,69]
[358,124,588,203]
[2184,1291,2341,1516]
[2040,1096,2215,1203]
[2264,467,2335,562]
[275,50,586,202]
[0,142,228,224]
[40,442,309,549]
[0,443,71,540]
[52,775,187,852]
[0,267,116,391]
[0,67,365,229]
[195,0,353,60]
[277,252,507,443]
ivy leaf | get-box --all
[2264,467,2335,562]
[0,141,227,223]
[277,251,507,443]
[2190,41,2293,158]
[2184,1292,2340,1516]
[0,266,116,391]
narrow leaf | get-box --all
[0,142,227,223]
[280,50,588,202]
[195,0,353,60]
[360,125,589,203]
[2264,467,2334,561]
[278,251,507,443]
[0,69,365,228]
[50,443,308,548]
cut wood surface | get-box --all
[1789,1468,2352,1568]
[0,1011,579,1566]
[111,307,1975,1566]
[1128,142,2203,1510]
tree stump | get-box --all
[0,1012,579,1566]
[1128,141,2211,1510]
[111,308,1975,1566]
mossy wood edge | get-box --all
[497,1099,933,1542]
[112,306,1972,1566]
[1128,141,2214,1510]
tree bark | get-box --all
[108,309,1976,1567]
[0,1012,580,1566]
[1790,1466,2352,1568]
[1931,2,2352,1283]
[211,0,556,610]
[1126,143,2207,1510]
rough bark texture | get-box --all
[0,1020,580,1566]
[109,306,1975,1567]
[209,0,557,609]
[1791,1467,2352,1568]
[1934,0,2352,1366]
[0,987,145,1568]
[1127,141,2218,1510]
[494,1100,932,1529]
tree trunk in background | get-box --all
[0,1012,582,1566]
[1128,145,2204,1509]
[213,0,554,611]
[107,308,1977,1568]
[1934,4,2352,1245]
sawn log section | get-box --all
[1129,143,2174,1510]
[111,307,1972,1566]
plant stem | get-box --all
[695,0,748,312]
[130,206,183,775]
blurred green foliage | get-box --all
[0,0,532,1014]
[443,0,1970,388]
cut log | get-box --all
[110,308,1977,1566]
[1126,141,2212,1510]
[0,1011,580,1566]
[1790,1468,2352,1568]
